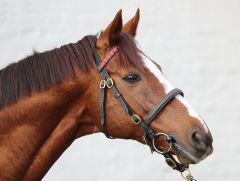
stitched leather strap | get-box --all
[100,86,112,138]
[93,47,135,138]
[145,88,184,127]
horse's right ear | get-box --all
[97,10,122,49]
[122,9,140,37]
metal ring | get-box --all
[152,132,172,154]
[106,78,114,88]
[99,80,106,89]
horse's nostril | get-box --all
[191,131,208,152]
[192,132,202,144]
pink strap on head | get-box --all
[100,46,118,70]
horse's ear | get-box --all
[97,10,122,49]
[122,9,140,37]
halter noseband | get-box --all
[93,44,188,173]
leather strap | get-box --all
[100,85,112,138]
[145,88,184,127]
[93,47,135,137]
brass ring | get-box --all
[106,78,114,88]
[99,80,106,89]
[152,132,172,154]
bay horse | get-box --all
[0,9,213,181]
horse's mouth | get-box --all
[172,142,200,165]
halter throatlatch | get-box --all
[93,42,197,180]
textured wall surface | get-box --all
[1,0,240,180]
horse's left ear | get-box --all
[122,9,140,37]
[97,10,123,49]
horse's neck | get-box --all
[0,74,100,180]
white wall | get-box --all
[1,0,240,180]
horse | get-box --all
[0,9,213,181]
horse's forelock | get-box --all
[118,32,144,71]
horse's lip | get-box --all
[172,142,200,164]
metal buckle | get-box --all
[131,114,141,124]
[152,133,172,154]
[165,157,177,169]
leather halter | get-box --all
[93,44,188,173]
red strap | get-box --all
[100,46,118,70]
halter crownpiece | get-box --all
[92,37,197,181]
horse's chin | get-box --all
[172,142,201,165]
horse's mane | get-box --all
[0,32,143,108]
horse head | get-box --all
[93,9,213,166]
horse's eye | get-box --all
[122,72,141,84]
